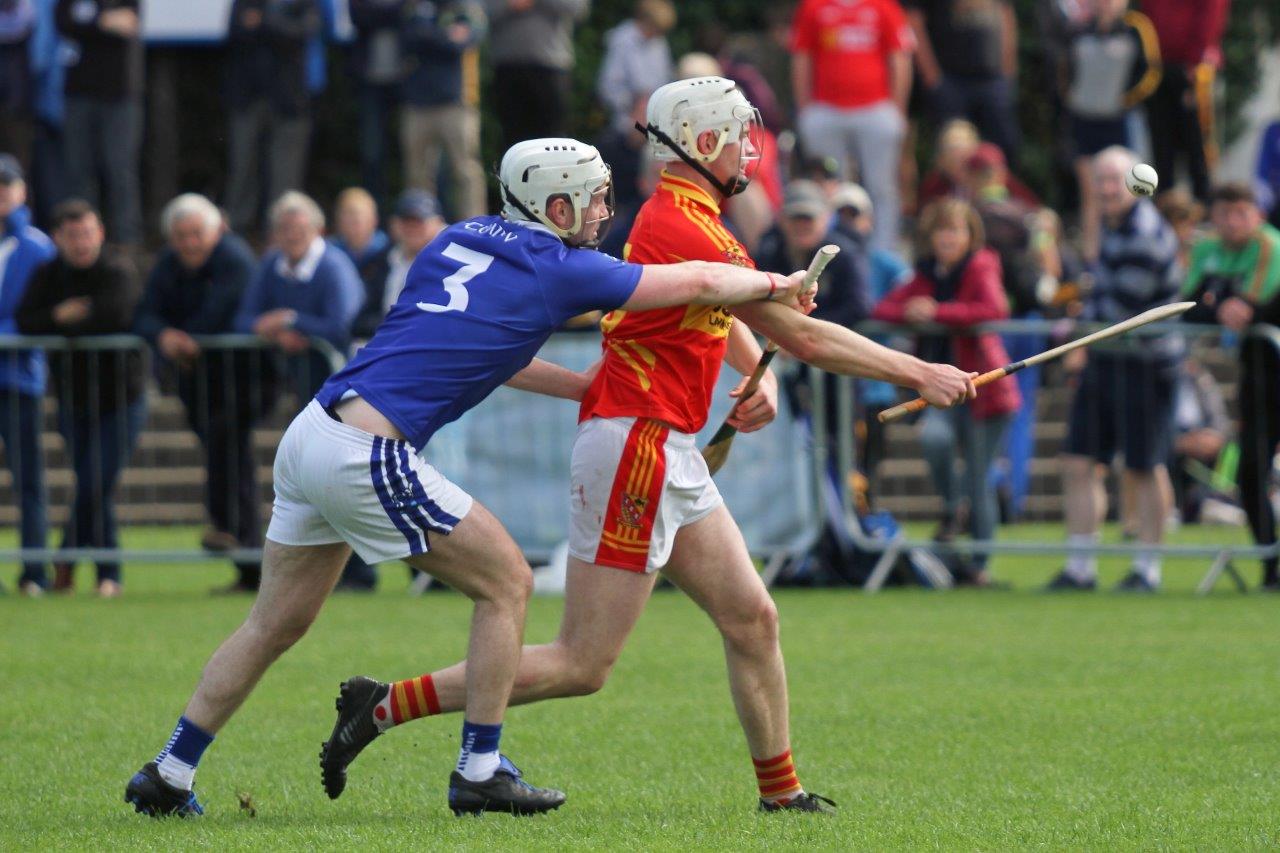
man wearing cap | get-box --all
[830,181,912,481]
[756,179,872,506]
[351,189,446,342]
[756,180,871,332]
[0,154,56,595]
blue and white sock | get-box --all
[456,720,502,782]
[155,716,214,791]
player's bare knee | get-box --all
[719,595,780,651]
[565,658,613,696]
[477,559,532,609]
[247,610,314,653]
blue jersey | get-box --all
[316,217,642,449]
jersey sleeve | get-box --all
[539,246,643,321]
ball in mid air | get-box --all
[1126,163,1159,197]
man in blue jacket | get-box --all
[234,190,375,589]
[0,154,55,595]
[234,190,365,368]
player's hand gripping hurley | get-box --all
[701,244,841,475]
[877,301,1196,423]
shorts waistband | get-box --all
[302,398,407,451]
[585,416,697,449]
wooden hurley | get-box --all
[877,301,1196,424]
[701,244,840,476]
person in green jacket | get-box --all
[1181,182,1280,590]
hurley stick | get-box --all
[702,244,840,475]
[877,301,1196,424]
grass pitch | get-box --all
[1,525,1277,850]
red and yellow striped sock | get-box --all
[373,674,441,731]
[754,749,804,804]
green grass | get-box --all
[1,525,1277,850]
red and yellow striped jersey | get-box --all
[579,171,754,434]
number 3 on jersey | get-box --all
[417,243,494,314]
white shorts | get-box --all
[568,416,723,573]
[266,400,474,563]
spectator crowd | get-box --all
[1,0,1278,597]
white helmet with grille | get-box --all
[640,76,762,195]
[498,138,613,244]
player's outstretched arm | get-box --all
[732,301,977,408]
[505,357,596,401]
[621,263,805,312]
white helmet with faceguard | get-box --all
[498,138,614,248]
[638,76,763,197]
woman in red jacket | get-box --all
[873,198,1021,585]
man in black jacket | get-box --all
[134,193,273,593]
[755,180,872,509]
[55,0,143,245]
[350,189,445,342]
[224,0,321,234]
[16,199,143,596]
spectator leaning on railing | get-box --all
[1049,146,1182,593]
[233,190,372,590]
[757,180,873,506]
[15,199,143,598]
[1180,182,1280,591]
[831,182,912,485]
[133,193,271,595]
[350,189,446,343]
[872,198,1020,587]
[234,191,365,368]
[0,153,55,596]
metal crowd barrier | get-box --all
[429,333,820,566]
[812,320,1280,594]
[0,331,821,570]
[0,333,342,566]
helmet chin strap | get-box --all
[500,180,574,239]
[635,122,748,198]
[499,180,610,249]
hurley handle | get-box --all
[722,244,840,411]
[877,366,1008,424]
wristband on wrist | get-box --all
[766,272,780,301]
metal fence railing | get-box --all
[808,320,1280,594]
[0,333,342,567]
[1,322,1274,594]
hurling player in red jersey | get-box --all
[327,78,977,813]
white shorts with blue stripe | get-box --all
[267,400,474,563]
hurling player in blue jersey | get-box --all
[124,139,815,819]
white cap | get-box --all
[831,182,873,217]
[498,138,611,240]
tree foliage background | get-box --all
[156,0,1280,232]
